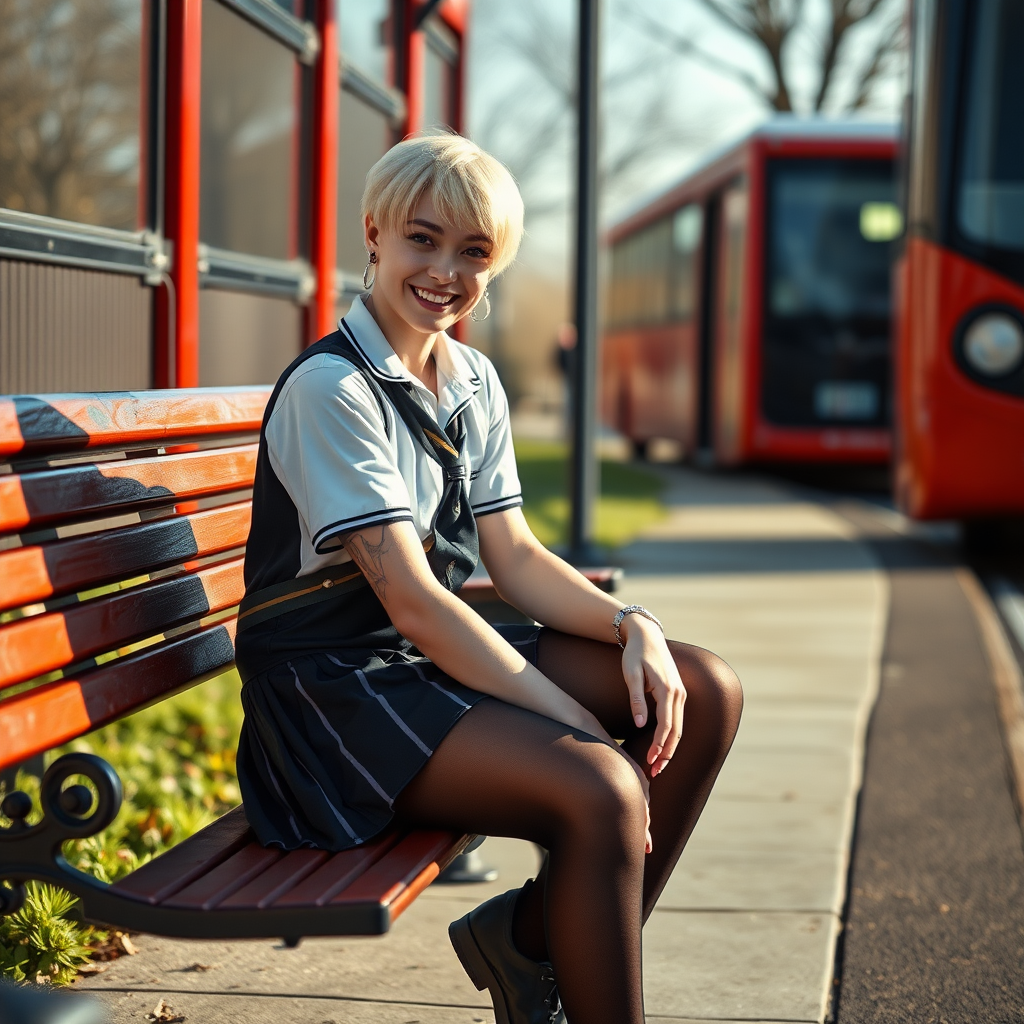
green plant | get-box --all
[0,884,95,985]
[1,670,245,984]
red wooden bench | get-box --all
[0,387,617,945]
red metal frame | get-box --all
[309,0,340,343]
[154,0,470,380]
[158,0,203,388]
[602,126,897,465]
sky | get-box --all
[464,0,906,265]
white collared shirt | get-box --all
[264,296,523,578]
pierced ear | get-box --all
[363,214,380,250]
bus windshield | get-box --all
[956,0,1024,269]
[762,157,897,428]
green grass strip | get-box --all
[515,439,666,551]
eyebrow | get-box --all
[407,218,492,245]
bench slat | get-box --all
[331,831,458,910]
[219,849,330,910]
[272,832,403,908]
[0,620,237,772]
[0,502,251,612]
[0,558,244,691]
[111,806,255,905]
[0,389,270,459]
[162,844,284,911]
[1,445,257,534]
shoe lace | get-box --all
[539,966,562,1023]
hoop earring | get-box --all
[362,251,377,290]
[470,290,491,322]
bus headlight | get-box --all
[963,312,1024,376]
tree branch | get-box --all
[620,2,775,107]
[847,10,906,110]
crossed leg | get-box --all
[393,632,742,1024]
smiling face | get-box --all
[364,192,493,342]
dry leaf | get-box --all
[183,962,217,972]
[77,963,109,975]
[117,932,138,956]
[144,999,185,1023]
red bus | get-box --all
[896,0,1024,519]
[602,119,899,465]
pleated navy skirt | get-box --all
[235,619,541,851]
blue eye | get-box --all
[465,247,490,259]
[408,233,432,244]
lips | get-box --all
[411,285,458,311]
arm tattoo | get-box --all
[344,527,392,604]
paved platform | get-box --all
[74,465,1001,1023]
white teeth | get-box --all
[413,286,456,305]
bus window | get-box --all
[715,181,748,457]
[608,215,677,329]
[761,157,896,428]
[672,204,703,321]
[954,0,1024,285]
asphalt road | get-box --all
[834,512,1024,1023]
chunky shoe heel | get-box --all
[448,914,493,993]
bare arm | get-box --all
[477,507,686,776]
[346,517,653,850]
[342,520,608,741]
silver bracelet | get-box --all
[612,605,664,648]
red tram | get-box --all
[896,0,1024,519]
[0,0,468,396]
[602,120,899,465]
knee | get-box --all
[669,642,743,741]
[567,747,647,847]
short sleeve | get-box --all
[266,356,414,553]
[469,360,523,517]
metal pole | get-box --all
[568,0,601,564]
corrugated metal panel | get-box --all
[0,259,153,394]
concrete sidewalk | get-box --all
[78,467,888,1023]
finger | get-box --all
[623,658,648,728]
[648,678,674,767]
[657,688,686,772]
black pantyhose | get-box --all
[393,632,742,1024]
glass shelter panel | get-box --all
[0,0,144,230]
[955,0,1024,283]
[423,18,459,131]
[199,289,302,386]
[339,0,391,81]
[337,89,392,276]
[200,0,298,260]
[761,157,896,428]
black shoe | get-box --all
[449,887,565,1024]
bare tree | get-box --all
[621,0,906,115]
[472,0,703,224]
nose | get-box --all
[429,257,457,283]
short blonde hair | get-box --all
[361,133,525,277]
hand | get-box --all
[619,614,686,777]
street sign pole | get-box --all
[568,0,601,565]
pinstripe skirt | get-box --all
[236,622,542,851]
